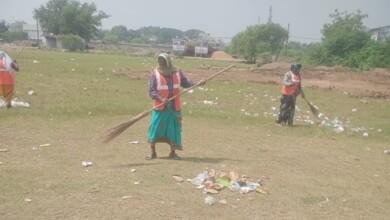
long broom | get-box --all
[103,64,235,143]
[302,95,320,119]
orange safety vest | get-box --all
[281,71,301,96]
[0,57,14,85]
[153,69,181,111]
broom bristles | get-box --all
[103,111,149,143]
[307,101,320,118]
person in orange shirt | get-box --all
[146,53,205,160]
[0,50,19,108]
[276,63,304,126]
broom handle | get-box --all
[145,64,235,113]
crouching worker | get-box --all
[0,51,19,108]
[147,53,204,160]
[276,63,304,126]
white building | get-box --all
[369,25,390,41]
[22,24,45,42]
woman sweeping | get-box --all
[147,53,203,160]
[0,50,19,108]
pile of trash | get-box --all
[174,169,268,196]
[0,97,30,108]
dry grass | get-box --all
[0,49,389,219]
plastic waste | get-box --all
[81,161,93,167]
[191,171,208,186]
[204,196,216,205]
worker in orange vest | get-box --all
[0,50,19,108]
[146,53,205,160]
[276,63,304,126]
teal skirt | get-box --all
[147,101,182,149]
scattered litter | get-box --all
[27,90,35,96]
[377,129,382,133]
[24,198,32,202]
[0,148,9,152]
[32,60,39,64]
[134,181,140,185]
[352,108,357,112]
[333,126,345,134]
[0,98,30,108]
[191,171,208,186]
[39,143,51,147]
[188,89,194,94]
[130,169,136,173]
[256,188,268,194]
[129,141,140,144]
[71,68,76,72]
[204,196,216,205]
[218,199,227,205]
[172,175,184,182]
[362,132,369,137]
[384,150,390,155]
[205,188,219,194]
[203,100,216,105]
[121,195,132,200]
[81,161,93,167]
[0,162,3,165]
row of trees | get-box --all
[100,26,207,44]
[33,0,208,50]
[0,20,28,42]
[229,10,390,69]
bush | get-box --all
[0,31,27,42]
[59,34,85,51]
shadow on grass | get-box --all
[159,156,240,164]
[112,162,162,169]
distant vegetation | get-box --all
[99,26,207,44]
[287,10,390,69]
[1,0,389,69]
[227,23,288,64]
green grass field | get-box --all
[1,49,389,219]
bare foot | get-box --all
[168,152,181,160]
[145,153,157,160]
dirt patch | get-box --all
[112,61,390,99]
[210,51,235,61]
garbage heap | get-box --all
[187,169,268,195]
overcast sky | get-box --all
[1,0,389,42]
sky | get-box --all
[1,0,389,42]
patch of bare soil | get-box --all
[112,62,390,99]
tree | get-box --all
[184,29,206,40]
[321,10,370,64]
[103,25,129,43]
[34,0,108,41]
[229,23,288,63]
[0,20,8,33]
[158,28,183,44]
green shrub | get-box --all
[0,31,27,42]
[59,34,85,51]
